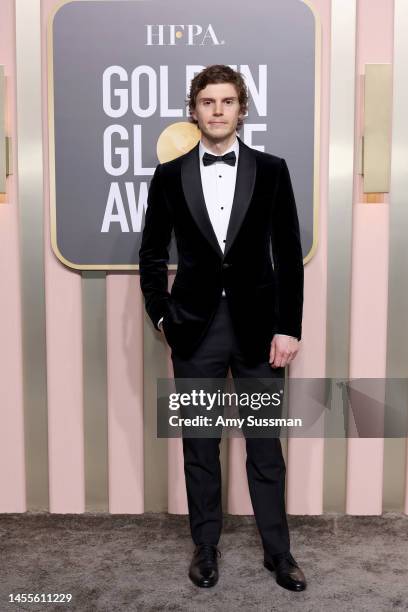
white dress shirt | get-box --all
[199,138,239,296]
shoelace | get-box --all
[196,544,221,567]
[274,553,299,571]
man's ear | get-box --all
[239,106,247,120]
[190,107,197,122]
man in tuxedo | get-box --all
[139,65,305,592]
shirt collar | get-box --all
[199,136,239,164]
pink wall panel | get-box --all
[347,0,394,515]
[42,0,85,512]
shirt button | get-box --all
[219,175,222,178]
[220,206,224,210]
[223,239,226,243]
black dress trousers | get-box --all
[169,296,291,561]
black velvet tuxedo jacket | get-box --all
[139,136,304,362]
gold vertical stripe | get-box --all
[300,0,322,266]
[83,272,109,511]
[143,312,168,511]
[15,0,49,510]
[386,2,408,376]
[0,65,6,194]
[324,0,357,512]
[383,439,405,511]
[363,64,392,194]
[384,0,408,511]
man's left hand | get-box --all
[269,334,300,368]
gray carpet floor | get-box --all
[0,512,407,611]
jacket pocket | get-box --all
[171,281,191,294]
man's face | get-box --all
[191,82,243,142]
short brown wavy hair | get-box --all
[187,65,248,129]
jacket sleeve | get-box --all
[138,163,173,330]
[270,158,304,341]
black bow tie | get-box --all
[202,150,237,167]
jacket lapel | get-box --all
[224,137,256,259]
[181,136,257,260]
[181,142,224,259]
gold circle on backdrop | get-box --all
[156,122,201,163]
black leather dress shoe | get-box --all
[189,544,221,588]
[264,551,307,592]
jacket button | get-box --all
[222,263,231,269]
